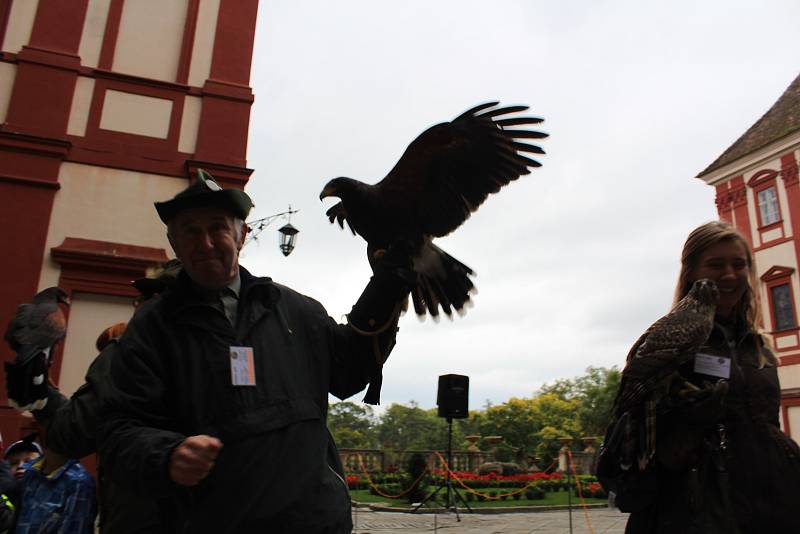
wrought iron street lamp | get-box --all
[246,206,299,256]
[277,222,299,256]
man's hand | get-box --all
[169,435,223,487]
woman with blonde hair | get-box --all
[620,221,800,533]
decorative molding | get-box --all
[185,159,253,189]
[782,152,799,187]
[52,237,169,298]
[91,67,191,93]
[730,184,748,207]
[0,130,71,159]
[753,235,793,253]
[15,46,81,73]
[761,265,796,282]
[202,78,254,103]
[0,172,60,190]
[747,169,779,188]
[779,354,800,367]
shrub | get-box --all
[369,482,401,496]
[525,487,545,500]
[405,453,428,504]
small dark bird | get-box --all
[614,278,719,470]
[4,287,70,366]
[319,102,547,318]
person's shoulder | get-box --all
[272,280,327,314]
[62,461,95,485]
[241,266,326,312]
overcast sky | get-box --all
[241,1,800,411]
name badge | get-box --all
[693,353,731,379]
[230,346,256,386]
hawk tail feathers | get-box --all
[411,245,475,318]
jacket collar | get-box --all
[163,265,281,337]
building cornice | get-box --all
[697,133,800,186]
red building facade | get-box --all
[697,73,800,442]
[0,0,259,442]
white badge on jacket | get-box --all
[693,353,731,379]
[230,346,256,386]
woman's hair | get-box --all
[674,220,774,366]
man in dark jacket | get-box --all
[99,170,411,533]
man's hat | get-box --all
[154,169,254,223]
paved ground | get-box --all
[351,506,628,533]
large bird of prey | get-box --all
[4,287,70,365]
[319,102,548,318]
[613,278,719,470]
[4,287,70,411]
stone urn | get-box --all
[464,435,481,452]
[484,435,504,445]
[557,437,573,473]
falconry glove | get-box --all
[5,351,50,412]
[348,240,416,404]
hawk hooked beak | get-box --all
[319,185,335,201]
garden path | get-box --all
[351,506,628,533]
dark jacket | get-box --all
[99,267,390,533]
[33,345,165,534]
[625,322,800,534]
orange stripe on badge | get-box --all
[247,348,255,385]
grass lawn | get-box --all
[350,488,608,508]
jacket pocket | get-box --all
[215,397,321,440]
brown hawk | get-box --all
[614,278,719,470]
[319,102,547,319]
[4,287,70,411]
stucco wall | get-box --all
[38,162,183,290]
[1,0,39,53]
[0,62,15,123]
[778,364,800,392]
[113,0,188,82]
[58,293,133,397]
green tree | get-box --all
[539,366,621,438]
[376,402,461,451]
[327,401,377,448]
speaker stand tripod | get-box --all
[413,417,472,519]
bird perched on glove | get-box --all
[3,287,70,411]
[614,278,719,470]
[320,102,548,319]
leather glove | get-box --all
[5,351,50,411]
[348,240,416,404]
[349,240,417,331]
